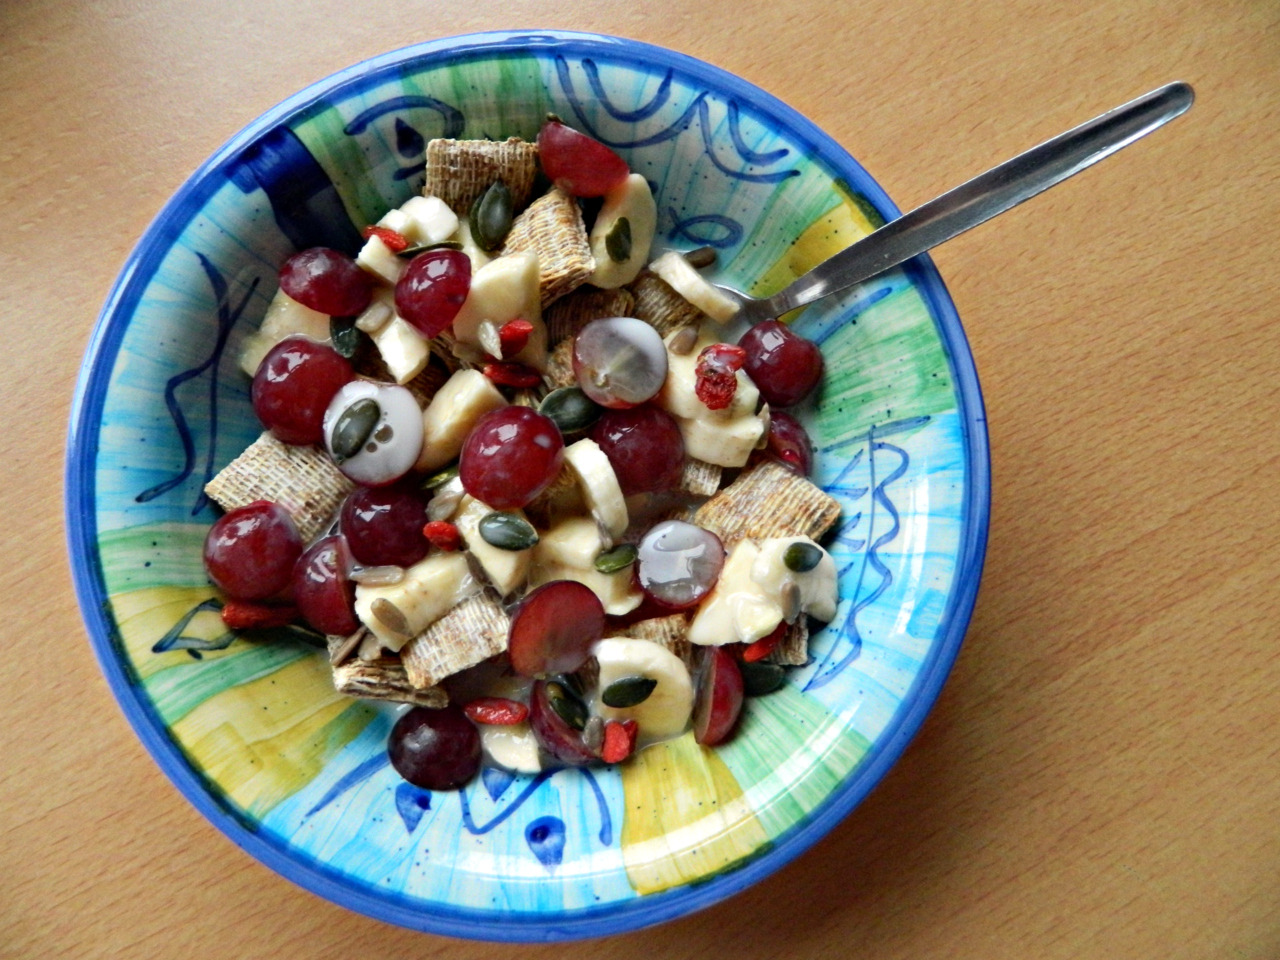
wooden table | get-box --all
[4,2,1277,957]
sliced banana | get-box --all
[355,233,406,285]
[529,560,643,616]
[397,195,459,246]
[687,539,784,646]
[416,369,508,471]
[591,636,695,741]
[354,552,477,651]
[371,315,431,384]
[674,411,766,468]
[750,536,838,622]
[588,173,657,289]
[450,251,547,370]
[649,250,739,323]
[237,288,331,376]
[534,515,606,569]
[658,326,758,421]
[480,722,543,774]
[562,438,628,539]
[452,494,534,597]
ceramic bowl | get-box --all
[66,30,989,941]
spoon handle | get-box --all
[761,81,1194,318]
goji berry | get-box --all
[601,718,639,763]
[221,599,299,631]
[463,697,530,726]
[482,361,543,388]
[742,621,787,662]
[422,520,461,552]
[499,318,534,358]
[361,225,410,252]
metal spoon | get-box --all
[713,82,1194,325]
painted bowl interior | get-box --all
[66,31,988,941]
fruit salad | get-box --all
[202,119,841,791]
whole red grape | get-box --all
[203,500,302,601]
[458,406,564,510]
[278,247,372,316]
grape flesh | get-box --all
[292,535,359,636]
[340,485,430,568]
[763,410,814,475]
[572,317,668,408]
[394,248,471,339]
[458,406,564,510]
[528,679,597,765]
[589,405,684,496]
[536,121,630,198]
[388,705,481,790]
[507,580,605,677]
[693,646,744,746]
[203,501,302,601]
[738,320,824,408]
[251,335,354,446]
[278,247,373,317]
[636,520,726,609]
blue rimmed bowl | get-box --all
[66,30,989,941]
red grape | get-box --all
[572,317,668,408]
[292,535,359,636]
[340,484,430,568]
[762,410,814,476]
[278,247,372,316]
[508,580,605,677]
[738,320,824,407]
[528,679,597,765]
[394,248,471,339]
[636,520,725,609]
[203,500,302,601]
[536,120,630,198]
[693,646,744,746]
[589,406,684,496]
[458,406,564,510]
[251,335,354,445]
[388,705,481,790]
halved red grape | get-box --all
[279,247,372,317]
[203,500,302,601]
[636,520,725,610]
[693,646,744,746]
[458,406,564,510]
[340,484,430,568]
[394,248,471,339]
[572,317,668,408]
[528,678,597,765]
[589,405,684,496]
[762,410,814,476]
[292,535,359,636]
[536,120,629,198]
[508,580,605,677]
[388,705,481,790]
[738,320,824,407]
[251,335,355,445]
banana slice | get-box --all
[588,173,657,289]
[452,495,533,597]
[450,251,547,370]
[649,250,739,323]
[237,288,331,376]
[750,537,838,622]
[480,722,543,774]
[370,315,431,384]
[354,552,477,651]
[415,369,508,471]
[687,540,784,646]
[562,438,628,539]
[591,636,695,741]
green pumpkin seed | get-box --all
[421,463,459,490]
[478,511,539,551]
[594,543,638,575]
[539,386,603,434]
[601,675,658,708]
[396,240,463,258]
[330,316,363,359]
[683,245,718,268]
[547,682,588,730]
[740,661,786,696]
[604,216,632,263]
[329,398,381,462]
[470,180,513,252]
[783,540,824,573]
[554,670,587,698]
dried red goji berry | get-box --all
[482,361,543,389]
[361,225,410,252]
[220,599,299,631]
[600,718,639,763]
[422,520,461,552]
[499,318,534,358]
[742,621,787,662]
[463,697,530,726]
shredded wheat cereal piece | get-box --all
[354,350,452,408]
[400,592,510,689]
[765,617,810,666]
[501,188,594,307]
[693,460,840,543]
[523,464,586,529]
[679,457,722,497]
[544,287,637,344]
[424,137,539,215]
[629,269,707,336]
[623,615,694,668]
[331,642,449,706]
[542,337,577,390]
[204,431,354,543]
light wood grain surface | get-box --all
[3,1,1277,957]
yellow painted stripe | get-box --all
[111,585,245,680]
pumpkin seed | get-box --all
[421,463,459,490]
[604,216,632,263]
[539,386,603,434]
[470,180,513,252]
[330,398,381,462]
[683,246,717,268]
[330,316,363,358]
[555,670,588,698]
[478,511,539,551]
[594,543,638,575]
[783,540,824,573]
[396,240,463,258]
[740,661,786,696]
[601,675,658,708]
[370,598,411,637]
[547,681,588,730]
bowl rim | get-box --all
[65,28,990,942]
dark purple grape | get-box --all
[203,500,302,601]
[340,484,430,568]
[388,705,481,790]
[279,247,372,316]
[589,405,684,496]
[292,535,358,636]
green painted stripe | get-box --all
[145,641,313,725]
[98,523,209,594]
